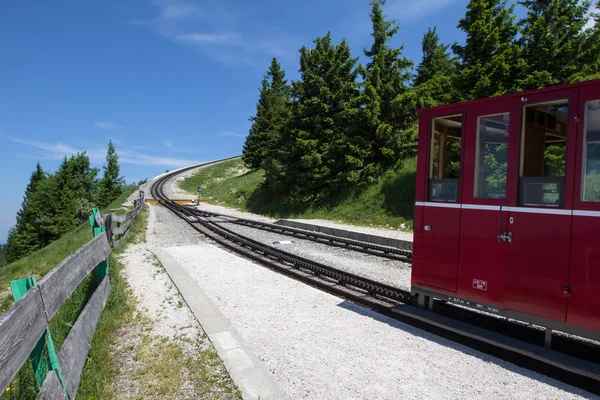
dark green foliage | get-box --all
[0,243,7,267]
[453,0,522,100]
[271,33,361,206]
[6,164,47,262]
[7,154,99,263]
[518,0,595,89]
[410,27,459,110]
[239,1,600,213]
[585,3,600,80]
[357,0,414,181]
[50,154,99,235]
[522,0,596,84]
[243,57,290,170]
[98,140,125,208]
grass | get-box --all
[178,156,417,230]
[0,187,138,297]
[75,205,146,399]
[1,187,141,400]
[129,333,241,399]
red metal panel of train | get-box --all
[412,79,600,340]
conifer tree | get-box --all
[357,0,414,179]
[586,3,600,79]
[453,0,522,100]
[51,153,99,236]
[98,140,125,207]
[243,58,290,170]
[274,33,361,206]
[411,27,459,109]
[518,0,594,88]
[6,163,46,262]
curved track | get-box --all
[151,161,600,395]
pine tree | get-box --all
[98,140,125,207]
[51,153,99,236]
[274,33,361,206]
[453,0,522,100]
[6,163,47,262]
[242,58,290,170]
[411,27,459,109]
[586,3,600,79]
[518,0,594,89]
[357,0,414,180]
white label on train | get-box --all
[473,279,488,291]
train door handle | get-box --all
[497,232,512,244]
[424,225,431,231]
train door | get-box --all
[418,113,464,292]
[567,84,600,332]
[457,100,519,305]
[504,89,578,322]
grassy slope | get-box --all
[1,187,139,400]
[0,187,137,296]
[179,157,417,230]
[0,245,6,267]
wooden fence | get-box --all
[0,191,145,399]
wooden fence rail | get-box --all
[0,191,145,399]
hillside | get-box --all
[0,244,6,267]
[178,157,417,231]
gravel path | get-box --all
[139,163,596,399]
[112,205,239,399]
[218,221,412,290]
[164,243,593,400]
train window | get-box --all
[429,115,462,202]
[582,100,600,202]
[519,100,568,207]
[474,113,509,199]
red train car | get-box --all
[412,79,600,344]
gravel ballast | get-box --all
[218,221,412,290]
[142,164,595,399]
[161,242,592,400]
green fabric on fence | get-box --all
[10,276,67,396]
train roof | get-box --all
[416,78,600,115]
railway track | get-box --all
[189,208,411,262]
[150,162,600,395]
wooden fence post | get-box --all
[9,277,67,395]
[89,208,109,283]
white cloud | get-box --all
[7,137,199,168]
[175,33,235,44]
[217,131,246,138]
[160,3,206,20]
[386,0,460,19]
[131,1,300,69]
[119,153,199,167]
[94,121,122,130]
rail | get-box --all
[0,191,145,399]
[152,165,600,395]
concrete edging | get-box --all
[274,219,413,251]
[151,247,289,400]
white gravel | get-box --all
[218,221,412,290]
[163,243,594,400]
[286,218,414,242]
[139,163,596,399]
[113,205,239,399]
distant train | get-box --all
[411,79,600,345]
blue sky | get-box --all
[1,0,586,243]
